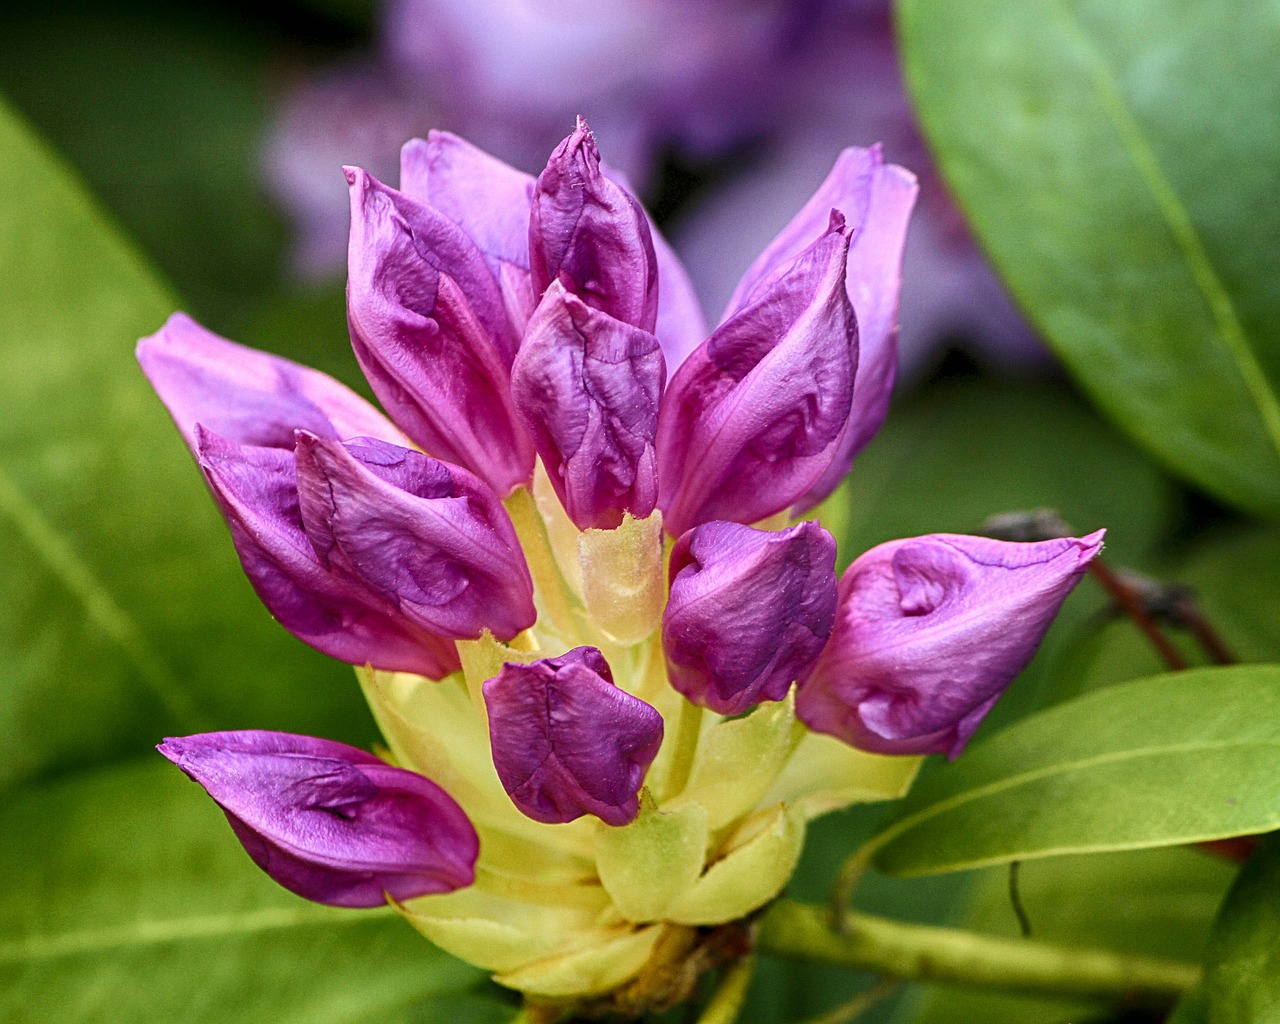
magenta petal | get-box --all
[511,282,664,529]
[797,531,1105,758]
[664,521,838,716]
[483,647,664,826]
[196,427,460,678]
[293,433,536,642]
[529,119,659,332]
[137,313,406,453]
[724,148,917,511]
[346,167,535,496]
[159,730,478,907]
[656,216,857,537]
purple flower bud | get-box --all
[399,132,537,326]
[346,167,535,496]
[664,521,838,716]
[797,531,1105,758]
[196,428,462,678]
[725,147,917,512]
[510,281,665,529]
[529,118,659,331]
[656,215,857,537]
[293,432,536,642]
[483,647,664,826]
[137,313,407,453]
[158,730,478,907]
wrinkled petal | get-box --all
[159,730,478,907]
[722,147,916,510]
[529,118,659,331]
[483,647,664,826]
[294,433,535,641]
[656,215,856,537]
[797,531,1105,757]
[511,281,664,529]
[664,520,838,715]
[346,167,535,496]
[137,313,406,452]
[196,427,460,678]
[399,132,538,326]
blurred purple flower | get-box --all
[159,730,478,907]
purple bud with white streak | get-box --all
[664,521,838,716]
[656,214,857,537]
[159,730,478,907]
[530,118,659,331]
[293,433,535,642]
[797,531,1105,758]
[511,281,664,530]
[196,428,461,678]
[346,167,535,496]
[483,647,664,826]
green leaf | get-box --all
[0,759,486,1023]
[899,0,1280,518]
[1203,836,1280,1023]
[870,666,1280,876]
[900,847,1232,1023]
[0,94,373,792]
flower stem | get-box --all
[756,900,1198,1012]
[658,697,705,802]
[696,954,756,1024]
[504,486,584,644]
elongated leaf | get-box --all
[899,0,1280,518]
[0,94,371,792]
[1203,836,1280,1023]
[871,666,1280,876]
[0,759,489,1023]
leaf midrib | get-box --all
[1050,0,1280,461]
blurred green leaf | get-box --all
[1203,836,1280,1023]
[0,94,373,792]
[1168,985,1210,1024]
[899,0,1280,518]
[0,759,485,1023]
[872,666,1280,876]
[901,847,1232,1024]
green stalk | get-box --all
[756,900,1198,1012]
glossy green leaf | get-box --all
[1203,836,1280,1023]
[901,847,1231,1023]
[0,94,372,792]
[871,666,1280,876]
[0,759,486,1023]
[899,0,1280,518]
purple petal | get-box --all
[137,313,406,453]
[346,167,535,496]
[664,520,838,716]
[656,216,857,537]
[483,647,664,826]
[399,132,537,326]
[529,118,659,331]
[723,147,917,511]
[511,282,664,530]
[196,427,460,678]
[293,433,536,642]
[796,530,1105,757]
[159,730,478,907]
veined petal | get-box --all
[159,730,478,907]
[664,521,838,715]
[797,531,1105,757]
[196,427,460,678]
[137,313,405,453]
[293,433,536,642]
[483,647,664,826]
[346,167,535,496]
[656,216,856,537]
[530,118,659,331]
[724,147,917,511]
[511,282,664,530]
